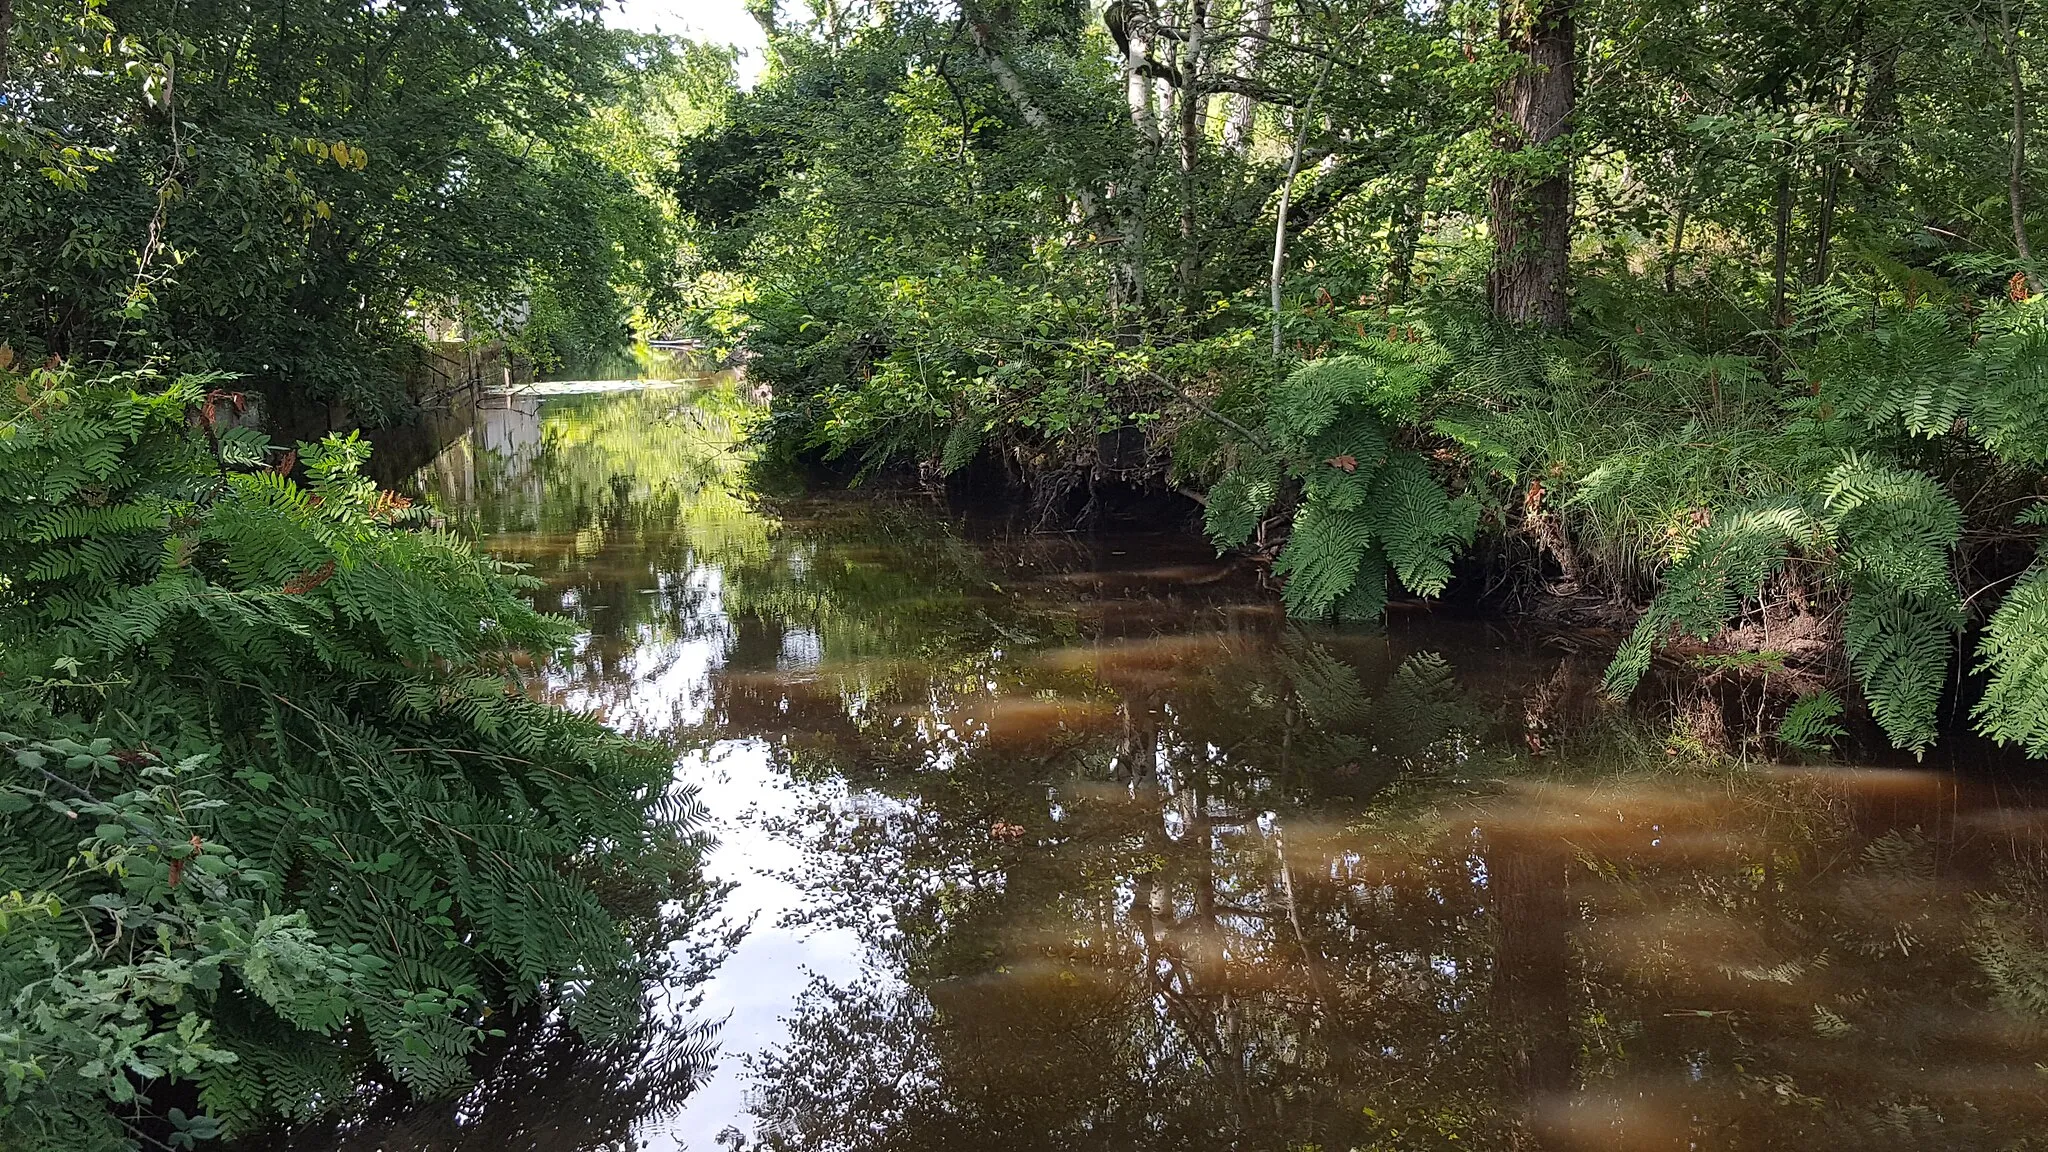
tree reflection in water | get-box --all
[350,387,2048,1152]
[710,603,2048,1151]
[277,1008,721,1152]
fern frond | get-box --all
[939,419,983,476]
[1823,457,1962,752]
[1603,498,1820,698]
[1778,690,1847,753]
[1202,456,1281,551]
[1267,356,1422,451]
[1275,504,1376,617]
[1367,453,1478,597]
[1974,565,2048,755]
[1844,591,1956,754]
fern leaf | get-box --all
[1202,457,1280,551]
[1974,565,2048,755]
[1824,457,1962,752]
[1601,498,1819,698]
[1266,357,1422,451]
[1778,690,1848,753]
[1367,453,1477,597]
[1299,420,1390,512]
[1845,591,1956,754]
[1334,548,1391,622]
[939,419,983,476]
[1275,504,1375,617]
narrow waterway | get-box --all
[311,381,2048,1151]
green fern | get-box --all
[1778,690,1848,753]
[1300,422,1390,511]
[1274,503,1377,616]
[1974,504,2048,754]
[1203,455,1280,550]
[0,364,717,1147]
[938,418,984,476]
[1823,456,1963,754]
[1335,549,1392,621]
[1368,453,1479,598]
[1266,356,1421,451]
[1599,456,1962,754]
[1204,349,1476,619]
[1602,498,1820,697]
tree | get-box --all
[0,0,724,422]
[1488,0,1577,328]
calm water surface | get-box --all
[322,384,2048,1151]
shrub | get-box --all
[0,361,711,1148]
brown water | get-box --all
[324,384,2048,1152]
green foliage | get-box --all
[1369,453,1481,598]
[1202,458,1281,551]
[1974,504,2048,755]
[2,0,728,417]
[0,364,711,1148]
[939,420,986,477]
[1823,456,1965,753]
[1598,455,1967,754]
[680,0,2048,760]
[1778,691,1848,753]
[1599,499,1820,698]
[1274,505,1379,617]
[1807,301,2048,466]
[1210,350,1477,620]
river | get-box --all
[302,380,2048,1151]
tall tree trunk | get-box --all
[1488,0,1577,328]
[1999,0,2041,294]
[1814,16,1865,287]
[1177,0,1210,312]
[1812,162,1841,287]
[1851,42,1901,188]
[1663,195,1689,294]
[1385,166,1432,301]
[1221,0,1273,154]
[1119,4,1162,326]
[1272,59,1333,359]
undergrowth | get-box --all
[0,363,716,1149]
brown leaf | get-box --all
[282,559,337,595]
[1326,454,1359,473]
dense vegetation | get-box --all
[1,0,725,420]
[1,3,724,1147]
[11,0,2048,1143]
[676,0,2048,758]
[0,365,715,1150]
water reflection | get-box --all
[342,386,2048,1152]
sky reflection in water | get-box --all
[350,385,2048,1152]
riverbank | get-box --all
[281,382,2048,1151]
